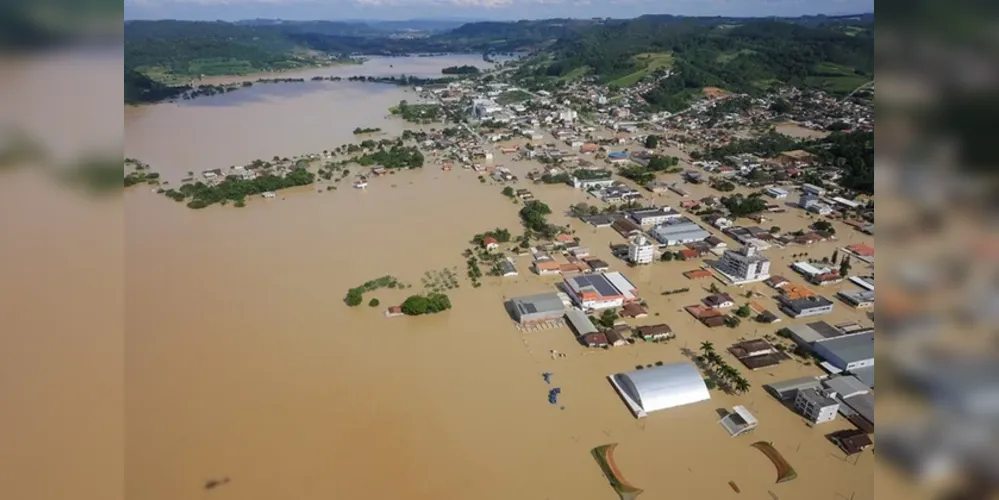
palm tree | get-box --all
[720,364,740,382]
[734,378,751,394]
[700,341,715,354]
[705,352,723,366]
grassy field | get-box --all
[807,62,870,95]
[606,52,674,87]
[558,65,590,82]
[496,90,533,105]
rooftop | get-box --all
[511,293,565,316]
[816,332,874,364]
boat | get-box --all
[353,181,368,189]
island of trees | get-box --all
[400,293,452,315]
[345,275,405,306]
[442,65,481,75]
[389,100,446,124]
[353,127,382,135]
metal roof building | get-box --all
[608,362,711,418]
[509,293,566,325]
[565,308,598,336]
[813,332,875,372]
[649,218,712,246]
[764,376,822,401]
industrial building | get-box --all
[649,218,712,247]
[778,294,835,318]
[714,244,771,284]
[812,331,875,372]
[564,272,637,311]
[565,308,598,336]
[628,207,683,227]
[508,293,567,325]
[764,376,822,401]
[608,362,711,418]
[785,321,873,347]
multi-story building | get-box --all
[629,207,683,227]
[794,388,840,424]
[564,272,638,311]
[627,235,656,265]
[714,244,771,284]
[778,294,835,318]
[649,218,711,247]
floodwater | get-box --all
[121,55,875,500]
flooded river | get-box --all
[118,53,876,500]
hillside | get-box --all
[537,17,873,110]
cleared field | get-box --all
[716,49,756,64]
[559,65,591,82]
[607,52,674,87]
[805,75,869,95]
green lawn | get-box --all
[805,75,870,95]
[716,49,756,64]
[496,90,533,105]
[606,52,674,87]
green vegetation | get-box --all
[591,444,644,500]
[722,193,768,218]
[594,309,619,329]
[353,127,381,135]
[806,130,873,194]
[644,135,659,149]
[711,179,736,192]
[368,298,380,307]
[502,186,515,198]
[421,268,460,293]
[495,89,533,105]
[699,341,750,394]
[558,65,590,82]
[401,293,452,315]
[618,166,655,185]
[389,100,445,124]
[472,228,512,246]
[124,170,161,187]
[170,168,315,209]
[735,304,752,318]
[356,145,425,169]
[442,65,480,75]
[607,52,674,87]
[695,130,805,163]
[345,275,403,306]
[519,200,553,234]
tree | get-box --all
[720,364,740,382]
[597,309,619,329]
[770,226,781,233]
[733,377,751,394]
[401,293,452,316]
[502,186,515,198]
[839,256,852,277]
[660,252,674,262]
[345,288,363,307]
[831,249,839,264]
[368,298,380,307]
[644,135,659,149]
[703,378,718,390]
[813,220,834,232]
[708,282,721,294]
[725,315,741,328]
[700,341,715,354]
[735,304,752,318]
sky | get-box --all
[124,0,874,22]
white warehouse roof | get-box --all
[609,362,711,418]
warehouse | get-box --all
[764,376,822,401]
[813,332,875,372]
[649,218,712,247]
[608,362,711,418]
[508,293,567,325]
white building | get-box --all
[472,98,502,119]
[794,388,840,424]
[559,109,578,123]
[627,235,656,265]
[802,183,826,196]
[765,187,789,199]
[714,244,771,284]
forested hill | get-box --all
[532,17,872,110]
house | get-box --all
[621,302,648,318]
[728,339,786,370]
[533,260,562,275]
[555,233,576,245]
[765,275,790,289]
[581,213,618,227]
[635,324,674,342]
[765,376,822,401]
[846,243,875,258]
[202,168,223,179]
[685,305,727,328]
[801,183,825,196]
[499,260,518,277]
[482,237,500,251]
[827,429,873,455]
[611,218,644,238]
[703,294,735,309]
[810,271,844,286]
[573,176,616,190]
[581,332,609,348]
[586,259,610,273]
[677,248,700,260]
[605,325,630,346]
[384,306,404,318]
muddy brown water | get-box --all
[4,52,877,500]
